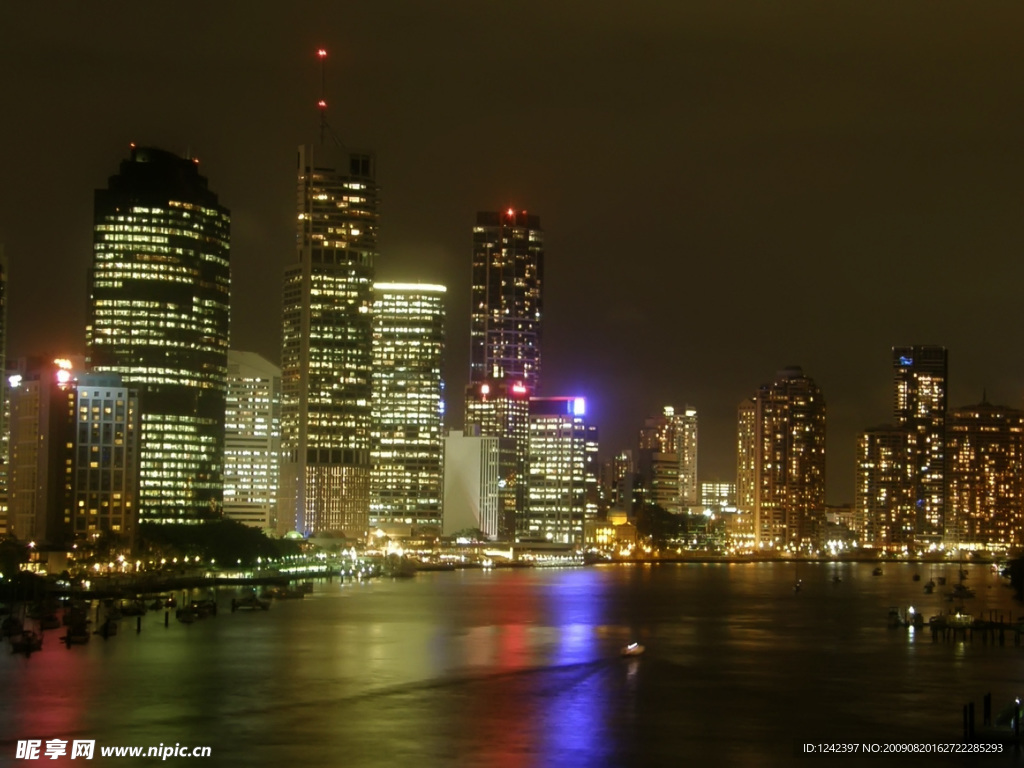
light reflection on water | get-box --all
[1,562,1022,766]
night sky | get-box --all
[2,2,1023,504]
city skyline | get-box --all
[2,3,1024,504]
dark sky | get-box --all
[2,2,1023,504]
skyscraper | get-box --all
[280,144,378,537]
[370,283,446,531]
[87,146,230,523]
[892,345,947,543]
[465,209,544,537]
[224,351,281,531]
[469,209,543,389]
[739,367,826,551]
[524,396,598,545]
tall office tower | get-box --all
[465,209,543,535]
[8,359,139,548]
[281,144,378,537]
[470,209,544,389]
[524,397,598,545]
[224,351,281,531]
[370,283,446,531]
[892,346,947,543]
[740,367,826,551]
[637,405,699,513]
[855,426,916,550]
[735,399,757,514]
[946,399,1024,550]
[87,146,230,523]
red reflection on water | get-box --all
[10,627,87,738]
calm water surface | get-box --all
[2,562,1023,767]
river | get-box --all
[1,561,1021,766]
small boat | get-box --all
[872,567,883,576]
[912,573,921,582]
[831,575,842,584]
[793,579,802,593]
[621,642,645,657]
[923,580,935,594]
[949,583,975,600]
[231,595,270,612]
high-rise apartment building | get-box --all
[370,283,445,531]
[87,146,230,523]
[524,396,598,545]
[855,425,916,550]
[224,351,281,531]
[892,346,947,543]
[946,399,1024,550]
[280,144,378,537]
[738,367,826,551]
[736,399,757,515]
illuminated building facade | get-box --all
[442,428,513,540]
[464,379,530,535]
[224,351,281,530]
[8,359,139,547]
[946,399,1024,549]
[524,397,598,545]
[855,425,916,550]
[741,367,826,550]
[470,209,543,389]
[736,399,757,514]
[892,346,947,543]
[87,146,230,523]
[637,405,698,513]
[370,283,446,531]
[701,482,736,508]
[281,144,378,537]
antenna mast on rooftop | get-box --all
[316,48,328,145]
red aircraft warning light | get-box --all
[317,49,328,59]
